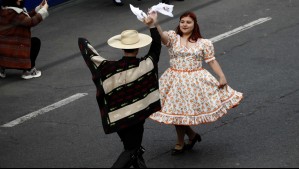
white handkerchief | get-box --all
[150,3,174,17]
[130,3,174,22]
[130,4,147,22]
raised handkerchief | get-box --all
[149,3,174,17]
[130,3,174,22]
[130,4,147,22]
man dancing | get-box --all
[78,12,161,168]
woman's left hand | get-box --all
[218,76,227,89]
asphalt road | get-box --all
[1,0,299,168]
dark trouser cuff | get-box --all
[111,146,147,168]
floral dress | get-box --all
[150,31,243,125]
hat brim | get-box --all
[108,33,152,49]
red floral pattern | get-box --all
[150,31,243,125]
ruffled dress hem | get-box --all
[150,92,243,126]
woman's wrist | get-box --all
[219,75,226,80]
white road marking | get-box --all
[0,17,272,128]
[210,17,272,43]
[1,93,88,128]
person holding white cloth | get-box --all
[0,0,49,79]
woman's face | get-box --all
[179,16,195,35]
[16,0,23,7]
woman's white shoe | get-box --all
[22,68,42,80]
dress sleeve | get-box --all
[203,39,216,63]
[166,30,177,48]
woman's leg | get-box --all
[185,126,202,150]
[21,38,42,79]
[171,125,187,155]
[30,37,41,69]
[175,125,186,147]
[185,126,197,141]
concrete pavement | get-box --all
[1,0,299,168]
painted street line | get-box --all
[210,17,272,43]
[1,93,88,128]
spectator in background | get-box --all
[113,0,124,6]
[113,0,141,6]
[0,0,49,79]
[113,0,184,6]
[162,0,184,4]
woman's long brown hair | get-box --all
[1,0,25,8]
[176,11,203,42]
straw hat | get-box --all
[108,30,152,49]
